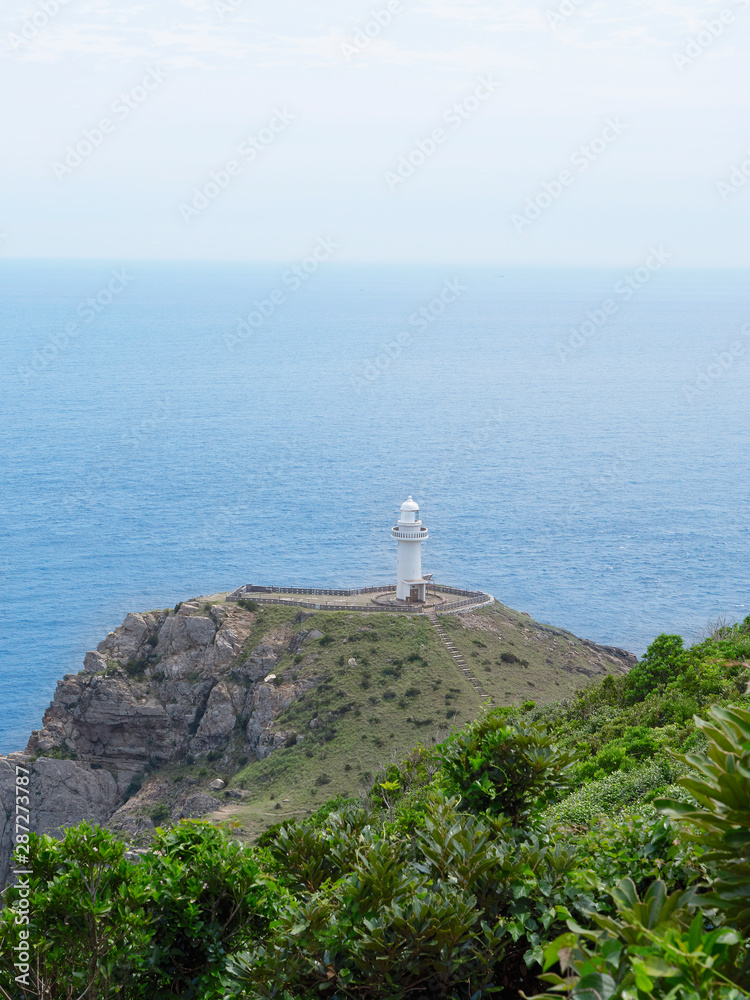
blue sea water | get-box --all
[1,260,748,753]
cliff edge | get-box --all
[0,595,636,884]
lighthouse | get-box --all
[392,496,431,603]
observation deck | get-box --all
[391,525,429,541]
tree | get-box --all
[440,713,575,824]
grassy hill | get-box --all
[208,602,631,838]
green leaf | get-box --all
[574,972,617,1000]
[632,959,654,993]
[639,956,679,977]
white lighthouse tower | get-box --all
[392,496,431,603]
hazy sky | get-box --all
[1,0,748,263]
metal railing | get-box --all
[229,582,492,615]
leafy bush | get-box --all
[532,878,744,1000]
[441,713,575,824]
[136,822,279,996]
[0,823,150,1000]
[625,633,690,704]
[149,802,170,825]
[544,759,682,828]
[237,598,260,611]
[0,821,281,1000]
[534,702,750,998]
[657,704,750,943]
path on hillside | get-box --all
[427,611,493,704]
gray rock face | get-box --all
[25,603,270,777]
[0,754,119,886]
[179,793,221,819]
[8,598,314,884]
[195,682,237,745]
[84,650,108,674]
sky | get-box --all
[1,0,749,264]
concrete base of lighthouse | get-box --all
[396,579,429,603]
[373,586,443,608]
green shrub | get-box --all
[625,633,690,704]
[150,802,170,826]
[534,878,745,1000]
[125,772,144,800]
[237,598,260,611]
[657,704,750,944]
[441,713,575,824]
[545,759,684,828]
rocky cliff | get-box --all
[0,597,317,881]
[0,594,638,886]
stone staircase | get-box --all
[426,611,492,704]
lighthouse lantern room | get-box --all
[392,496,431,603]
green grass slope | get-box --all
[436,602,632,704]
[212,602,631,838]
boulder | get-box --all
[195,683,236,743]
[179,793,219,819]
[84,650,108,674]
[186,616,216,647]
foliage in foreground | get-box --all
[0,822,279,999]
[532,702,750,999]
[0,617,749,999]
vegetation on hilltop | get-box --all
[209,602,626,836]
[2,616,749,999]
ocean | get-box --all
[1,260,748,753]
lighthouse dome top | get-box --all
[400,496,420,512]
